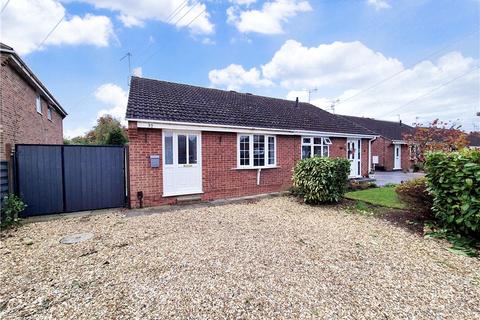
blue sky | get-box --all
[2,0,479,136]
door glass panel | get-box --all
[253,135,265,166]
[302,146,311,159]
[165,135,173,165]
[178,135,187,164]
[188,135,197,164]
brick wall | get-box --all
[128,121,372,208]
[0,59,63,160]
[370,137,412,171]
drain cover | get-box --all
[60,233,94,244]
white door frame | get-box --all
[162,130,203,197]
[347,138,362,178]
[393,144,402,170]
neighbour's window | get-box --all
[238,134,276,168]
[301,136,332,159]
[36,95,42,114]
[47,106,53,120]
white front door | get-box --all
[393,144,402,170]
[347,139,361,177]
[163,131,202,197]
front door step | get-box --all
[176,194,202,205]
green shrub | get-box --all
[1,194,27,229]
[292,157,350,204]
[395,177,433,216]
[424,149,480,237]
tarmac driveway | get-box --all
[373,171,425,186]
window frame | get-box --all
[301,136,331,159]
[35,94,42,114]
[237,133,276,169]
[47,106,53,121]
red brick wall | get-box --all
[371,136,392,170]
[128,122,371,208]
[0,59,63,160]
[370,137,411,171]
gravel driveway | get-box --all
[1,197,479,319]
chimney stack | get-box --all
[295,97,299,107]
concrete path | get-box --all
[372,171,425,186]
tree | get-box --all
[63,115,128,145]
[403,119,468,163]
[93,115,126,145]
[106,126,128,145]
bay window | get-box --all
[301,136,332,159]
[238,134,276,168]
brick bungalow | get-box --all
[1,43,67,198]
[342,115,413,171]
[126,77,377,208]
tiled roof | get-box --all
[126,77,375,136]
[340,115,413,141]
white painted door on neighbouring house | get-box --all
[347,139,361,177]
[394,144,401,170]
[163,131,202,197]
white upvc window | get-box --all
[237,134,276,168]
[47,106,53,121]
[36,94,42,114]
[301,136,332,159]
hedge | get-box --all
[292,157,350,204]
[424,149,480,236]
[395,177,433,216]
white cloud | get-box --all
[227,0,312,34]
[132,67,143,77]
[95,83,128,124]
[64,126,90,139]
[208,64,273,91]
[262,40,404,89]
[367,0,391,10]
[0,0,115,55]
[229,0,257,6]
[209,39,479,131]
[77,0,214,35]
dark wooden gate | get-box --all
[15,145,126,217]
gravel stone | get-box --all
[0,197,479,319]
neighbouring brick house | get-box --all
[126,77,377,208]
[0,43,67,198]
[468,132,480,149]
[342,115,413,171]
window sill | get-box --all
[233,166,280,170]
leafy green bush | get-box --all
[292,157,350,204]
[395,177,433,216]
[424,149,480,237]
[1,194,27,229]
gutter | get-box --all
[130,118,378,139]
[1,48,68,117]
